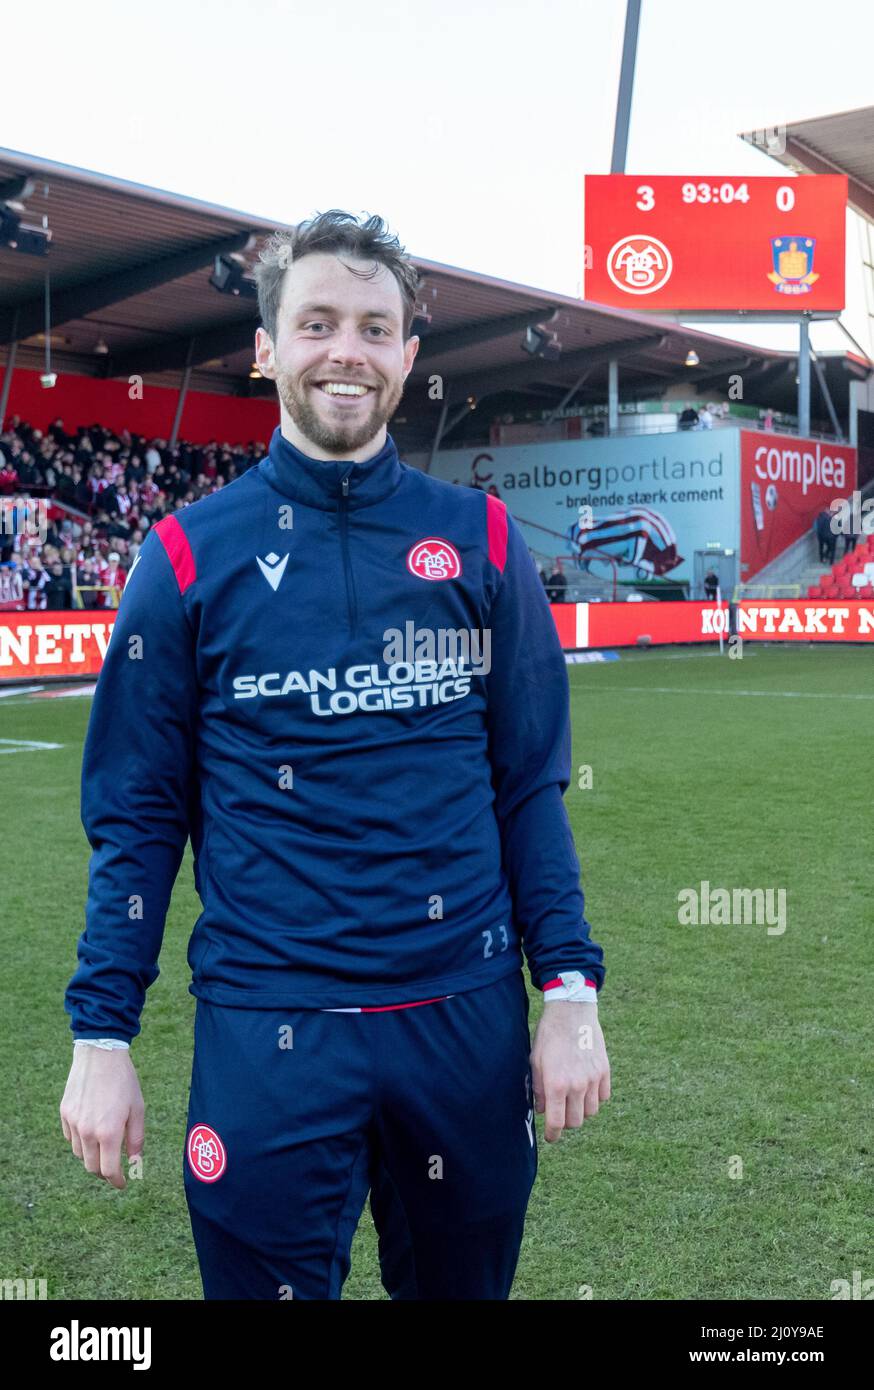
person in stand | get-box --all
[814,508,834,565]
[545,563,568,603]
[703,567,719,601]
[44,558,73,610]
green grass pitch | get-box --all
[1,642,872,1299]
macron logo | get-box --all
[256,552,289,592]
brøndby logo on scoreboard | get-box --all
[767,236,819,296]
[606,235,673,295]
[186,1123,227,1182]
[406,537,463,581]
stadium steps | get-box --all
[805,535,874,599]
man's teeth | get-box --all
[319,383,370,396]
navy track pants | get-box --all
[183,969,538,1300]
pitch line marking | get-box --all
[0,738,64,753]
[584,687,874,700]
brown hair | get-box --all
[254,210,422,343]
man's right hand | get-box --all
[60,1047,144,1190]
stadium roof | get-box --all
[0,146,867,447]
[740,105,874,225]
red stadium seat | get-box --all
[807,586,823,598]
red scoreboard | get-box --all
[583,174,846,312]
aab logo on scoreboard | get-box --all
[606,235,673,295]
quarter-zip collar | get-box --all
[262,426,403,511]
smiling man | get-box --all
[61,209,609,1301]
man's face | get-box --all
[256,251,419,460]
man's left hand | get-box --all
[530,1002,610,1143]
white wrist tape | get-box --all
[74,1038,130,1050]
[542,972,598,1004]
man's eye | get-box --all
[367,326,387,337]
[305,322,328,332]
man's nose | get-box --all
[327,328,367,361]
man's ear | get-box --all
[255,326,276,380]
[403,334,420,380]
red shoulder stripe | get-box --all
[486,493,508,573]
[154,515,196,594]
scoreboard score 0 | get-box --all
[583,174,847,312]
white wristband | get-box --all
[542,971,598,1004]
[74,1038,130,1050]
[543,988,598,1003]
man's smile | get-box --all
[313,380,377,405]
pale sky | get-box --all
[3,0,873,358]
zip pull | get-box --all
[341,476,350,499]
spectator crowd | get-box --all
[0,416,268,610]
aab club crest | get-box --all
[606,234,673,294]
[187,1123,227,1182]
[406,537,463,582]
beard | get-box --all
[275,369,405,456]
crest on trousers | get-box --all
[406,537,463,581]
[187,1123,227,1182]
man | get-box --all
[815,506,834,565]
[545,562,568,603]
[61,210,609,1301]
[43,558,72,610]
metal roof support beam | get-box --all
[798,319,811,436]
[169,340,195,449]
[0,307,19,430]
[105,317,257,378]
[444,399,476,436]
[543,371,591,424]
[810,349,843,441]
[459,333,666,401]
[425,392,451,474]
[607,359,619,432]
[0,231,253,346]
[416,308,560,360]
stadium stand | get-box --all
[806,533,874,600]
[0,417,268,611]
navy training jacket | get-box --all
[65,427,604,1041]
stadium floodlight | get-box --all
[0,205,51,256]
[210,253,257,299]
[522,324,562,361]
